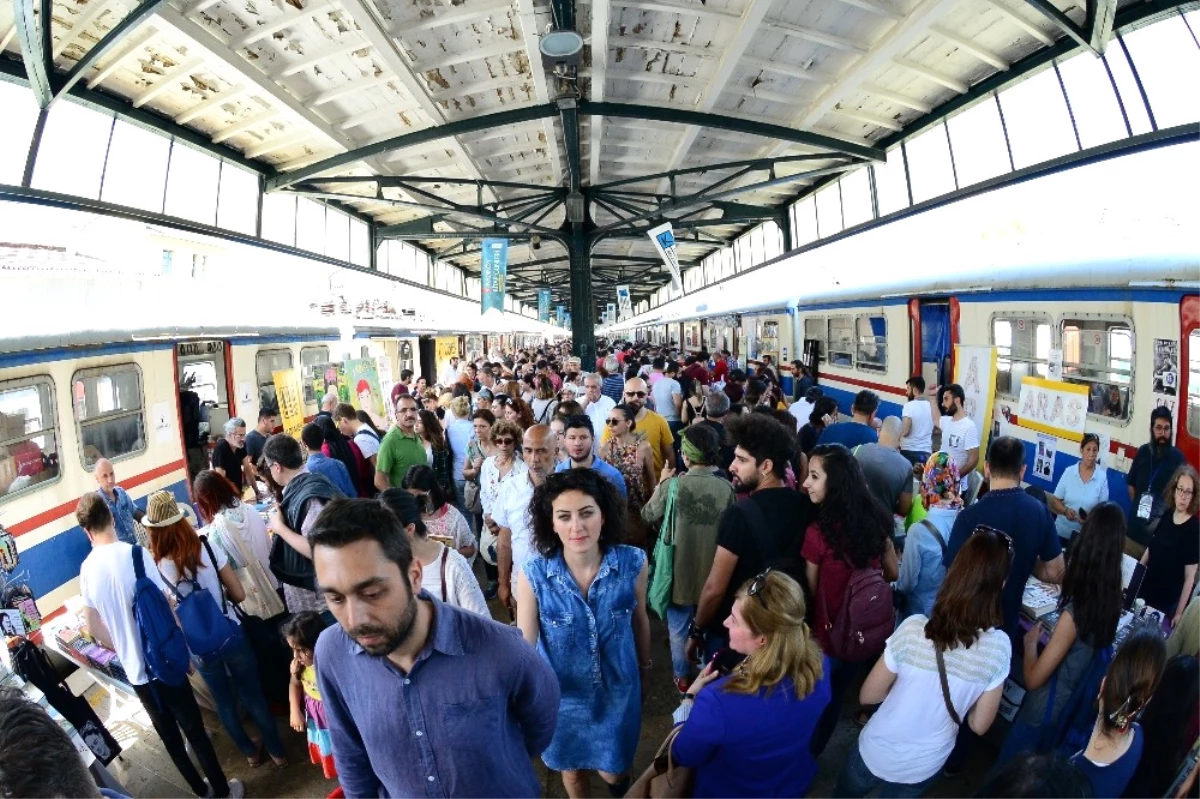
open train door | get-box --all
[909,298,960,390]
[1179,294,1199,469]
[175,340,234,492]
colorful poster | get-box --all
[344,359,384,421]
[272,368,306,440]
[480,237,508,314]
[538,289,551,322]
[616,285,633,320]
[647,222,682,292]
[1034,432,1057,482]
[311,363,348,406]
[376,356,395,422]
[556,304,566,327]
[953,345,998,468]
[1016,376,1089,442]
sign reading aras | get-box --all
[1017,376,1089,442]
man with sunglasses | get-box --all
[600,377,675,475]
[946,436,1064,641]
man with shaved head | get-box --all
[92,457,143,544]
[492,424,558,614]
[854,415,915,521]
[600,377,675,474]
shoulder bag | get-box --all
[935,646,962,726]
[647,478,678,620]
[214,514,285,620]
[625,724,694,799]
[440,545,450,603]
[919,519,949,562]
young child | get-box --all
[1069,628,1167,798]
[283,612,337,782]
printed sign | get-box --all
[556,304,566,328]
[647,222,683,292]
[1034,432,1057,482]
[1016,376,1089,442]
[0,608,25,637]
[272,368,307,440]
[345,359,384,422]
[953,345,999,468]
[1152,338,1179,396]
[616,285,633,320]
[538,290,551,323]
[151,401,173,444]
[480,237,508,314]
[1047,348,1063,382]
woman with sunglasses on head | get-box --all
[672,569,831,798]
[837,529,1013,797]
[1047,433,1109,550]
[600,404,656,547]
[995,501,1127,767]
[504,396,537,431]
[479,419,527,598]
[1137,464,1199,629]
[517,469,650,799]
[802,442,899,756]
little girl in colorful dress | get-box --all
[283,612,340,793]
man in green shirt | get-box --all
[375,395,426,491]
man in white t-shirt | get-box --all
[789,386,822,433]
[580,373,615,453]
[75,493,242,799]
[333,402,380,464]
[493,425,558,615]
[938,383,980,489]
[900,375,941,467]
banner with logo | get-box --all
[616,285,633,320]
[1016,376,1089,442]
[538,289,551,322]
[480,237,508,313]
[952,346,998,469]
[606,303,616,326]
[272,368,307,440]
[557,305,566,327]
[647,222,683,292]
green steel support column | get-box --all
[569,225,595,368]
[777,209,793,253]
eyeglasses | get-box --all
[495,437,515,445]
[625,391,647,398]
[747,568,773,606]
[972,525,1014,559]
[1176,486,1195,496]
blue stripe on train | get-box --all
[817,382,904,420]
[17,479,191,602]
[1019,440,1132,519]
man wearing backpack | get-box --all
[685,414,815,665]
[75,493,242,799]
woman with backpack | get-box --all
[145,491,289,769]
[894,453,961,620]
[802,443,899,756]
[994,501,1126,768]
[835,528,1013,797]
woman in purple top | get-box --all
[671,570,832,798]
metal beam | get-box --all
[14,0,54,107]
[516,0,564,187]
[1019,0,1092,50]
[1086,0,1119,53]
[559,99,583,193]
[594,153,848,191]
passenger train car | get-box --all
[0,316,561,627]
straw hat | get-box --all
[142,490,186,528]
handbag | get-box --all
[211,515,285,620]
[647,478,677,620]
[625,724,693,798]
[464,479,483,515]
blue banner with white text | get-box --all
[538,289,551,322]
[480,238,508,314]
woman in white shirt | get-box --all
[836,527,1013,798]
[193,470,278,592]
[379,489,488,616]
[1047,433,1109,546]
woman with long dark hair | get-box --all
[401,464,476,562]
[996,501,1127,766]
[802,442,899,756]
[1122,652,1199,798]
[1138,464,1199,628]
[416,409,456,500]
[836,528,1013,797]
[315,415,367,497]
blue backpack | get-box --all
[159,537,243,665]
[130,546,191,686]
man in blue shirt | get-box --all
[1125,406,1186,550]
[310,499,560,798]
[300,423,357,499]
[93,458,142,545]
[555,415,628,499]
[946,436,1065,640]
[817,390,880,450]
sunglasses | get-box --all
[747,568,773,606]
[606,418,626,426]
[972,525,1014,559]
[495,437,515,445]
[625,391,647,398]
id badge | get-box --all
[1137,492,1153,520]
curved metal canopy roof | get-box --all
[0,0,1174,305]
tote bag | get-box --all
[647,478,677,621]
[625,724,693,799]
[211,515,285,620]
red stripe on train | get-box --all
[8,459,188,537]
[819,373,908,397]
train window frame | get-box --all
[855,313,888,373]
[0,375,62,503]
[827,315,856,368]
[72,363,146,469]
[991,312,1054,401]
[1059,313,1135,426]
[299,346,330,405]
[256,348,295,411]
[803,316,826,362]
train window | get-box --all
[0,377,61,502]
[1189,330,1200,439]
[300,346,330,404]
[1061,318,1134,421]
[181,361,219,405]
[827,316,855,367]
[73,365,146,468]
[993,315,1052,398]
[803,317,825,361]
[856,315,887,373]
[257,349,295,410]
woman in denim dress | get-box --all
[517,468,651,798]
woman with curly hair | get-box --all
[802,442,899,755]
[516,469,650,798]
[504,396,537,430]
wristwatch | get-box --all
[688,623,705,642]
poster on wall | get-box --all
[344,359,385,425]
[1016,376,1089,442]
[273,368,307,440]
[1047,348,1063,382]
[376,356,395,422]
[1152,338,1179,396]
[1034,432,1057,482]
[311,363,348,406]
[953,346,998,468]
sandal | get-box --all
[246,744,265,768]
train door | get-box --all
[910,299,957,390]
[1179,295,1199,469]
[418,337,436,384]
[176,340,232,433]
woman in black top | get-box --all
[1139,464,1199,627]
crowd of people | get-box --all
[4,340,1197,799]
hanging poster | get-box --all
[616,285,633,320]
[538,290,551,323]
[1047,348,1063,382]
[953,345,999,467]
[151,401,173,444]
[344,359,385,423]
[480,237,508,314]
[1034,432,1057,482]
[376,356,395,422]
[272,368,307,440]
[0,608,25,637]
[647,222,683,292]
[311,363,348,406]
[1152,338,1179,396]
[1016,376,1089,442]
[557,304,566,327]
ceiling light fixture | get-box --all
[540,29,584,68]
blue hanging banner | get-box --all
[480,238,508,314]
[563,311,571,329]
[557,305,566,327]
[538,289,551,322]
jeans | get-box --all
[835,741,938,798]
[665,604,696,680]
[900,450,931,468]
[133,678,230,797]
[811,656,865,757]
[197,635,287,759]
